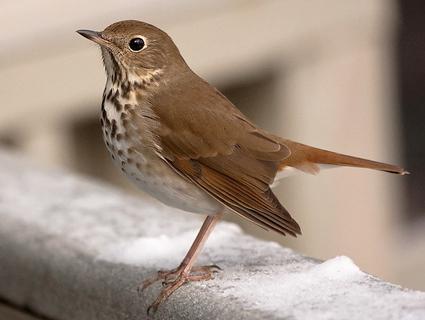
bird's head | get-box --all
[77,20,186,83]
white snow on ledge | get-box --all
[97,223,242,268]
[0,150,424,320]
[219,255,420,319]
[98,224,425,319]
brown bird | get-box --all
[77,20,408,313]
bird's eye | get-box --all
[129,37,145,52]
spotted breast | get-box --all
[100,61,222,215]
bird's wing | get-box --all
[148,76,301,236]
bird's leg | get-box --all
[141,212,223,314]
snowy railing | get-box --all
[0,150,424,320]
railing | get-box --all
[0,150,424,320]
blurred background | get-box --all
[0,0,424,290]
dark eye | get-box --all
[129,37,145,52]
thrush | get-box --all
[77,20,408,313]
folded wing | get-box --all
[149,76,301,236]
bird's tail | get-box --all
[279,140,409,175]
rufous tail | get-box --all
[280,140,409,175]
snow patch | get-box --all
[312,256,361,279]
[98,223,241,268]
[98,231,197,267]
[217,255,425,319]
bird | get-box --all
[77,20,408,313]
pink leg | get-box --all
[140,213,223,314]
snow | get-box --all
[98,223,425,320]
[98,231,201,268]
[0,150,424,320]
[218,255,425,319]
[97,224,240,268]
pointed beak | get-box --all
[76,29,111,47]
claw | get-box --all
[139,268,178,292]
[147,276,188,314]
[206,264,222,272]
[141,264,221,313]
[147,303,156,316]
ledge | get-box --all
[0,151,424,320]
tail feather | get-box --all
[281,140,409,175]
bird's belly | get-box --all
[105,134,222,214]
[127,155,222,214]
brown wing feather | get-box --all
[168,157,301,236]
[147,72,300,236]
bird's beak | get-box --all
[76,29,111,47]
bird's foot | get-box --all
[139,264,221,292]
[139,264,221,314]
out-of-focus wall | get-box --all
[1,0,424,289]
